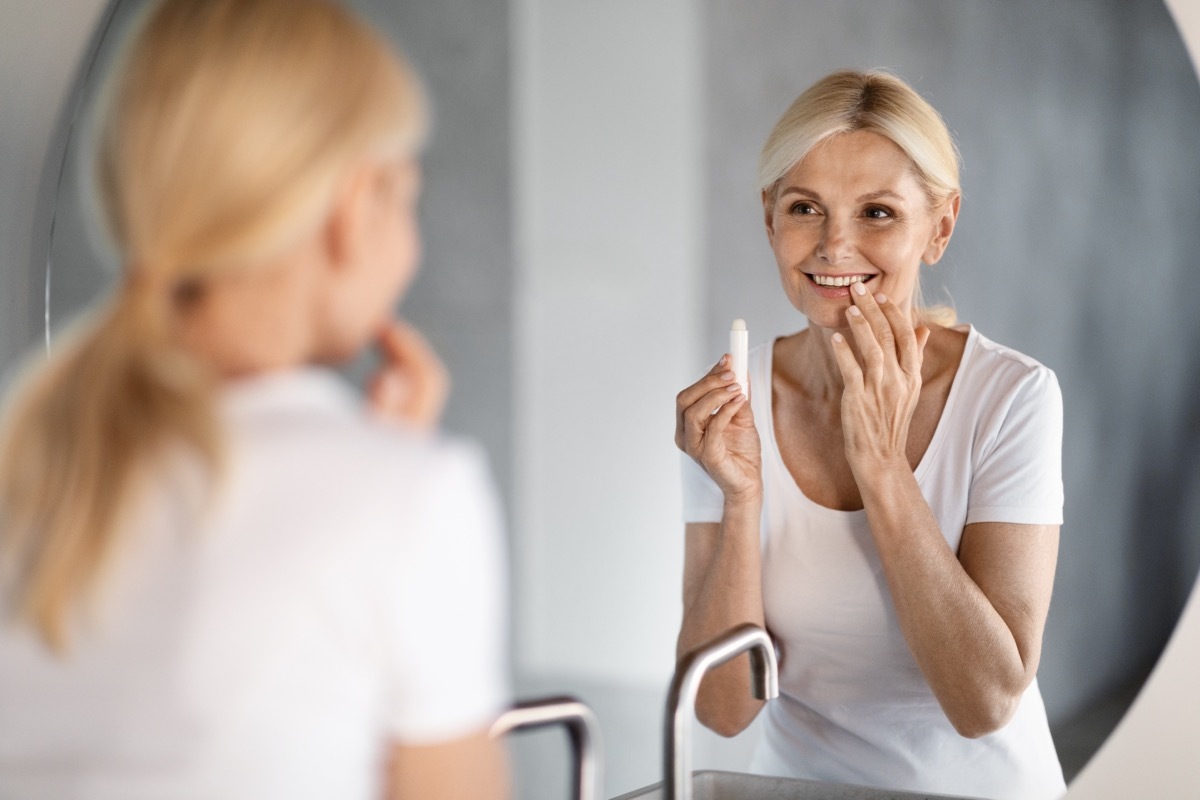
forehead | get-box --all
[783,130,924,200]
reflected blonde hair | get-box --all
[0,0,426,651]
[759,69,959,326]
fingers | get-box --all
[370,319,449,430]
[830,331,863,390]
[377,319,442,375]
[846,283,923,376]
[698,392,747,459]
[675,355,733,411]
[677,380,745,453]
[675,355,738,445]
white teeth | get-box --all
[812,274,869,287]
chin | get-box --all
[315,335,368,366]
[795,302,851,332]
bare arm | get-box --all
[387,728,509,800]
[674,356,768,737]
[859,463,1058,737]
[836,285,1059,737]
[678,508,766,736]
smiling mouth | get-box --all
[807,273,875,287]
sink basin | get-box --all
[612,770,984,800]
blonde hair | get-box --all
[759,69,960,326]
[0,0,426,651]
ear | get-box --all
[321,162,376,275]
[762,188,777,246]
[922,192,960,265]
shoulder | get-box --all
[951,328,1063,454]
[959,327,1060,401]
[220,369,496,519]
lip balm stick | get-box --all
[730,318,748,397]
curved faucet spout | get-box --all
[490,695,604,800]
[664,624,779,800]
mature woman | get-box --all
[674,70,1065,800]
[0,1,507,798]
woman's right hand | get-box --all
[674,355,763,503]
[367,319,450,432]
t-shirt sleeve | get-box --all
[966,365,1064,526]
[380,440,510,743]
[681,451,725,523]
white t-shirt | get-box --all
[0,368,509,800]
[682,327,1066,800]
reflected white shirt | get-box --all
[682,327,1066,800]
[0,368,509,800]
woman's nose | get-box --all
[816,219,853,263]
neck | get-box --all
[796,325,849,397]
[789,303,923,399]
[177,253,322,380]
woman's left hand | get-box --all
[831,282,930,478]
[367,319,449,431]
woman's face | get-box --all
[316,155,422,362]
[351,155,423,328]
[762,130,957,331]
[369,156,422,313]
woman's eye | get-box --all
[789,202,817,215]
[864,206,892,219]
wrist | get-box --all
[723,487,763,512]
[853,456,916,502]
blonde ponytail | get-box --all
[0,0,426,650]
[0,280,218,650]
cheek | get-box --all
[861,228,927,267]
[770,222,816,263]
[396,216,420,278]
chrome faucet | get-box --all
[664,624,779,800]
[490,695,604,800]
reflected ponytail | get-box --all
[0,0,426,651]
[0,280,218,650]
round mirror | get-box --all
[698,1,1200,783]
[34,0,1200,796]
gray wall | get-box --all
[702,0,1200,723]
[353,0,514,505]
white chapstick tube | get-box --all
[730,318,748,397]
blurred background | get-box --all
[2,1,1198,797]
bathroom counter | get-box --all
[612,770,984,800]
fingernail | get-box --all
[853,281,867,295]
[721,371,735,380]
[727,383,741,392]
[848,306,861,317]
[832,332,845,343]
[875,293,888,304]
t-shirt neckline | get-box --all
[761,325,979,517]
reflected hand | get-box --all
[368,319,449,431]
[675,355,762,503]
[831,284,929,478]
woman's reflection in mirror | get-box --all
[0,1,509,797]
[675,70,1064,800]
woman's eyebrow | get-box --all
[777,185,820,199]
[777,187,907,204]
[857,189,906,204]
